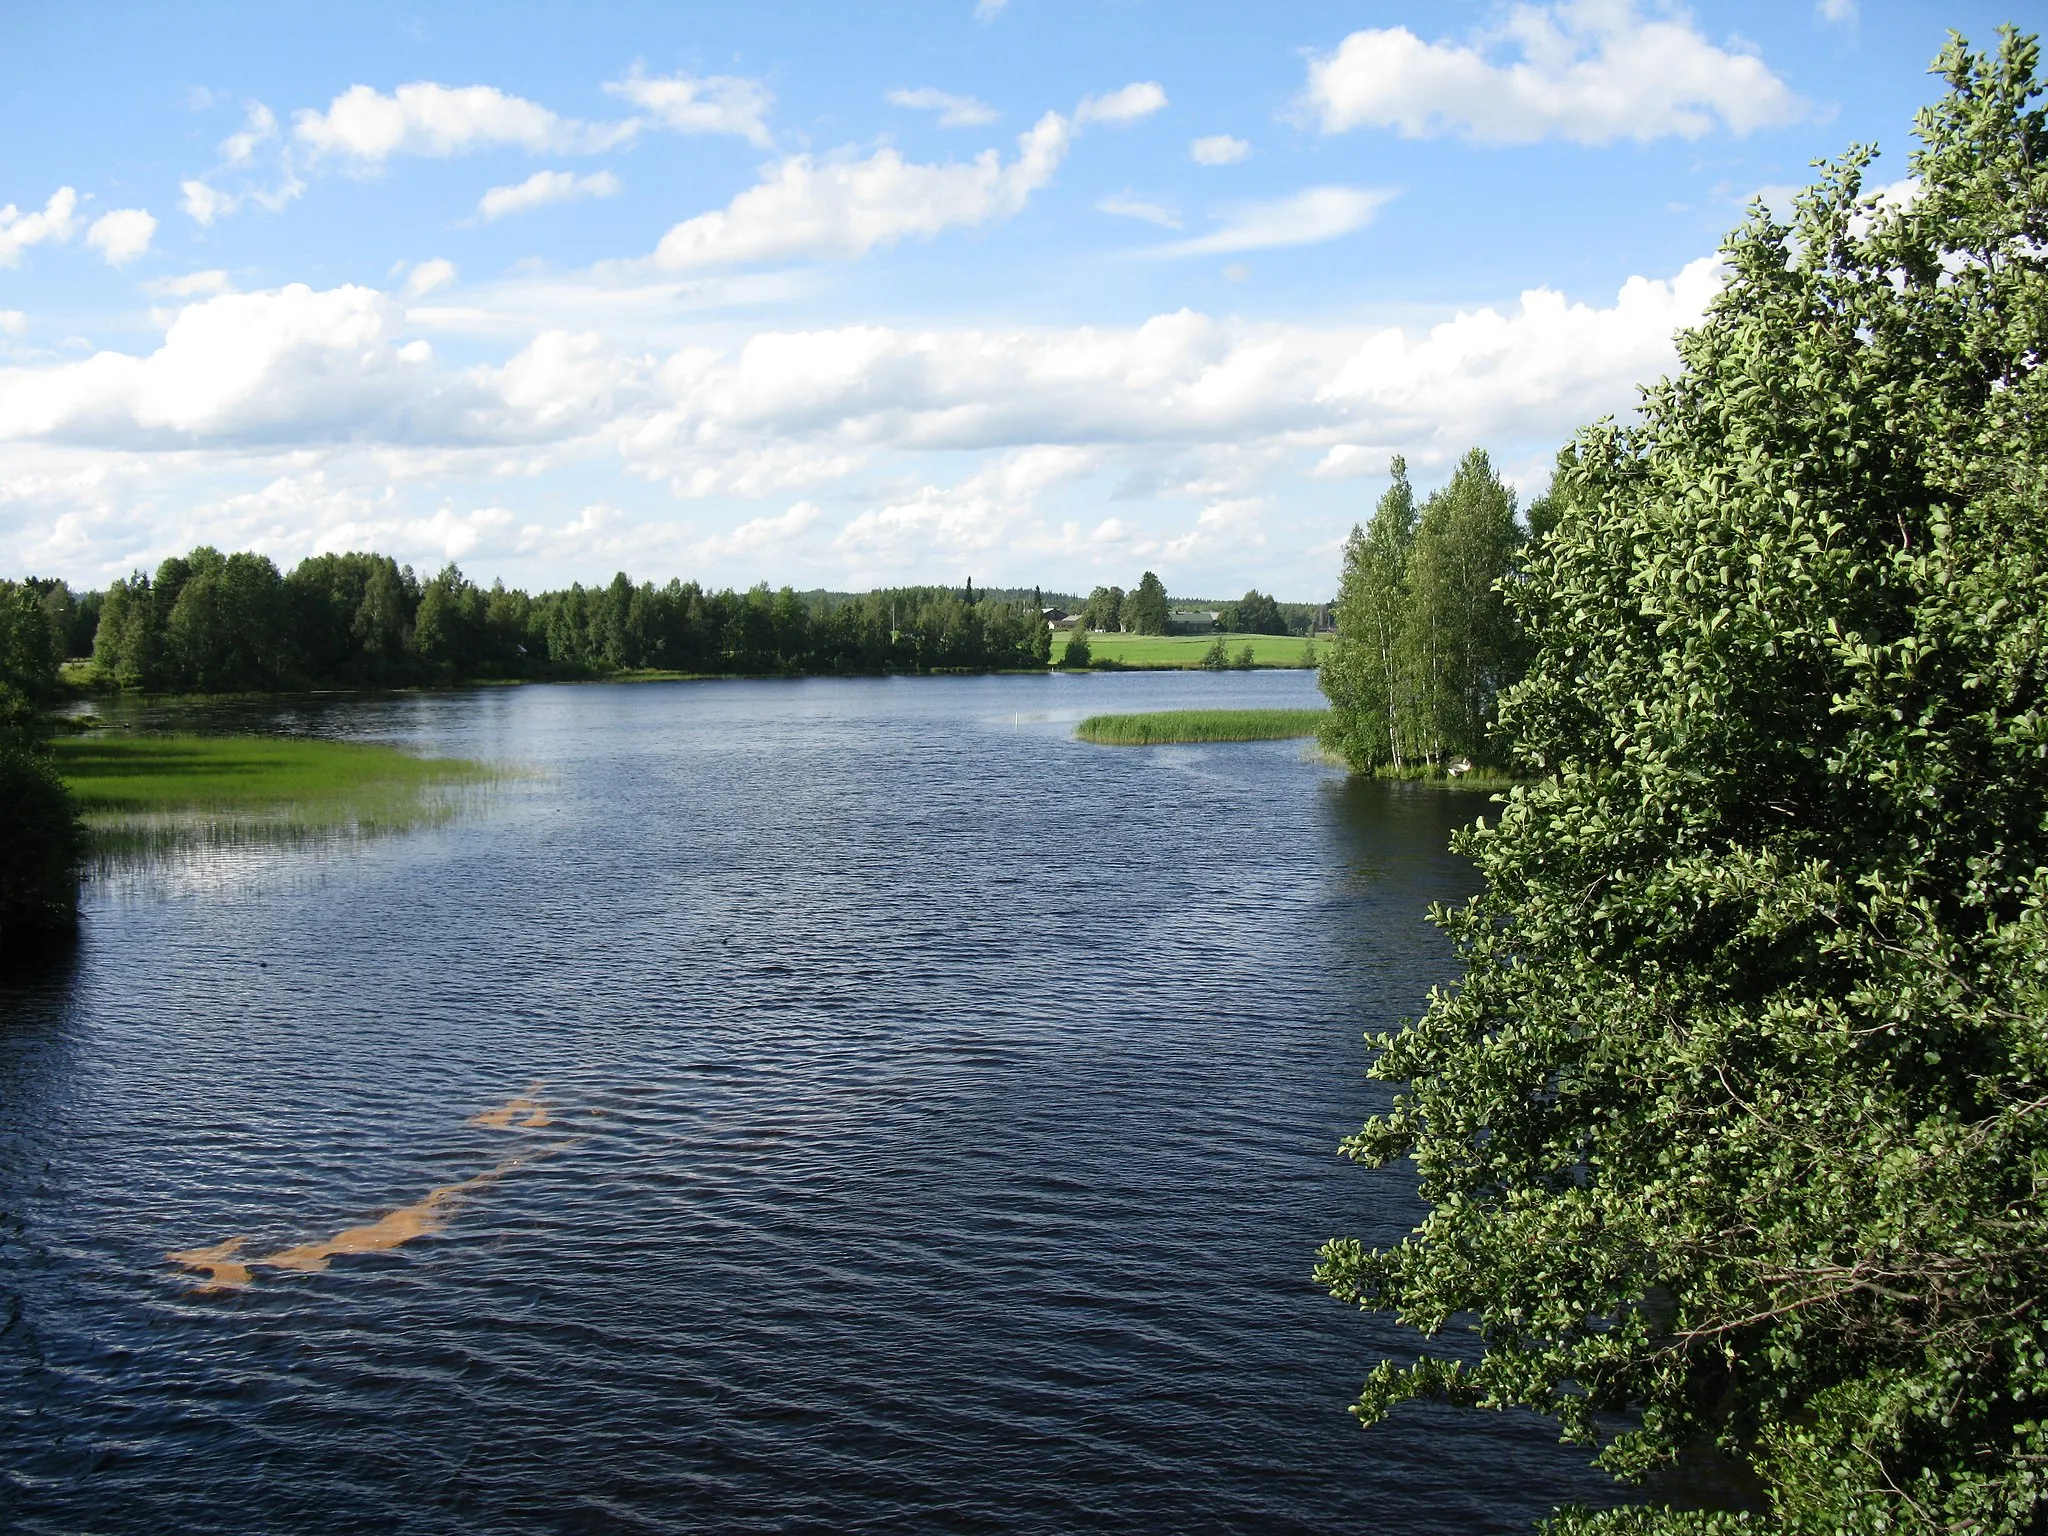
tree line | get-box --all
[1318,447,1528,772]
[87,549,1057,690]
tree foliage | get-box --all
[0,581,82,954]
[1319,32,2048,1531]
[87,550,1054,690]
[1223,588,1288,635]
[1124,570,1171,635]
[1320,449,1524,771]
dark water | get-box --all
[0,671,1614,1533]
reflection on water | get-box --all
[1,672,1617,1535]
[169,1087,568,1293]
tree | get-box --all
[1318,32,2048,1533]
[1404,449,1521,765]
[1320,458,1419,771]
[1125,571,1169,635]
[1083,584,1124,632]
[1224,588,1287,635]
[1059,629,1092,669]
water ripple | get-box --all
[1,673,1616,1533]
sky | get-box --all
[0,0,2021,599]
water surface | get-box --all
[1,671,1613,1532]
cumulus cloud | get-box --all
[1146,186,1392,257]
[1076,81,1168,125]
[1190,134,1250,165]
[603,68,775,148]
[650,110,1070,268]
[294,82,634,161]
[0,262,1723,587]
[1097,194,1181,228]
[87,208,158,266]
[0,188,79,266]
[479,169,622,221]
[1302,0,1802,145]
[887,87,999,127]
[697,499,827,560]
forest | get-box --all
[86,554,1057,690]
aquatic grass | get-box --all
[1075,632,1324,669]
[1075,708,1329,745]
[52,732,501,865]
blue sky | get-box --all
[0,1,2019,598]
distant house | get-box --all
[1043,608,1082,631]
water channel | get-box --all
[0,669,1614,1532]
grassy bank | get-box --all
[1076,708,1329,745]
[52,732,499,861]
[1073,632,1324,669]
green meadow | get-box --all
[1070,632,1325,668]
[52,732,499,862]
[1075,708,1329,745]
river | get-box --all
[0,669,1614,1532]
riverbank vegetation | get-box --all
[0,581,84,956]
[53,732,498,862]
[1319,31,2048,1533]
[1075,708,1326,745]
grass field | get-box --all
[1076,708,1330,745]
[52,732,499,861]
[1067,632,1325,668]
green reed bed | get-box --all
[1075,708,1329,745]
[52,732,500,863]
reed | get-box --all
[52,732,500,864]
[1074,708,1328,745]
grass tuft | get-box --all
[1076,708,1329,745]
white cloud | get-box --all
[974,0,1007,22]
[1147,186,1392,257]
[650,110,1070,268]
[0,262,1722,588]
[221,102,281,165]
[1816,0,1855,23]
[87,208,158,267]
[180,103,306,225]
[603,69,774,149]
[0,189,79,266]
[479,169,622,221]
[402,258,459,298]
[0,311,25,336]
[145,270,234,298]
[293,82,632,161]
[1303,0,1803,145]
[887,87,1000,128]
[698,499,826,560]
[1076,81,1167,126]
[1190,134,1250,165]
[1097,194,1181,229]
[0,284,484,446]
